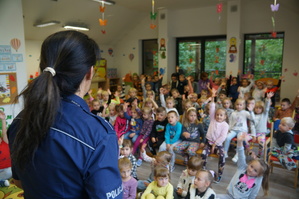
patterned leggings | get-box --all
[201,143,225,177]
[244,133,266,158]
[256,132,266,157]
[173,141,200,157]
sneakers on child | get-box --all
[224,151,228,158]
[232,153,238,163]
[0,180,9,187]
[214,176,222,184]
[170,166,175,172]
[136,159,143,167]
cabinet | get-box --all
[97,78,120,92]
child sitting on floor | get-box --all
[175,156,202,199]
[118,157,137,199]
[141,166,173,199]
[120,139,138,179]
[185,170,216,199]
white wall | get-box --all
[0,0,27,121]
[25,40,42,78]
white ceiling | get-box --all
[22,0,223,45]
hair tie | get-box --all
[43,67,56,76]
[187,107,196,112]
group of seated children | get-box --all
[86,70,298,199]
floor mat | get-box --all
[0,179,24,199]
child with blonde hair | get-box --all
[218,133,270,199]
[108,103,117,126]
[248,92,274,158]
[223,98,255,160]
[174,107,205,164]
[138,150,172,191]
[118,157,137,199]
[175,156,202,199]
[202,89,229,183]
[185,169,216,199]
[141,166,173,199]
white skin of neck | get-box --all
[75,66,94,98]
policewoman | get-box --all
[8,31,123,198]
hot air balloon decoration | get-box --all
[10,38,21,52]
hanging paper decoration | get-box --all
[216,3,223,13]
[150,0,157,29]
[98,1,107,34]
[216,1,223,21]
[10,38,21,52]
[270,0,279,38]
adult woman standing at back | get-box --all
[8,31,123,198]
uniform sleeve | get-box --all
[84,133,123,199]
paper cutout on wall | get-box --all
[101,30,106,34]
[161,52,166,59]
[129,53,134,61]
[108,48,113,56]
[229,54,236,62]
[294,71,298,77]
[228,37,237,53]
[160,38,166,51]
[284,68,288,72]
[159,68,166,75]
[10,38,21,52]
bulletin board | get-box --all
[0,73,18,105]
[93,59,106,82]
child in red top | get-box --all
[114,104,131,139]
[0,110,11,187]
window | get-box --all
[142,39,159,75]
[243,32,284,79]
[177,36,226,79]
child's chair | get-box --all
[267,130,299,188]
[230,122,273,161]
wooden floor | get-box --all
[137,151,299,199]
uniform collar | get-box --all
[63,94,90,113]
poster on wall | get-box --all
[0,73,18,105]
[0,44,22,72]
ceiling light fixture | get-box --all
[92,0,115,6]
[63,25,90,31]
[34,21,60,27]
